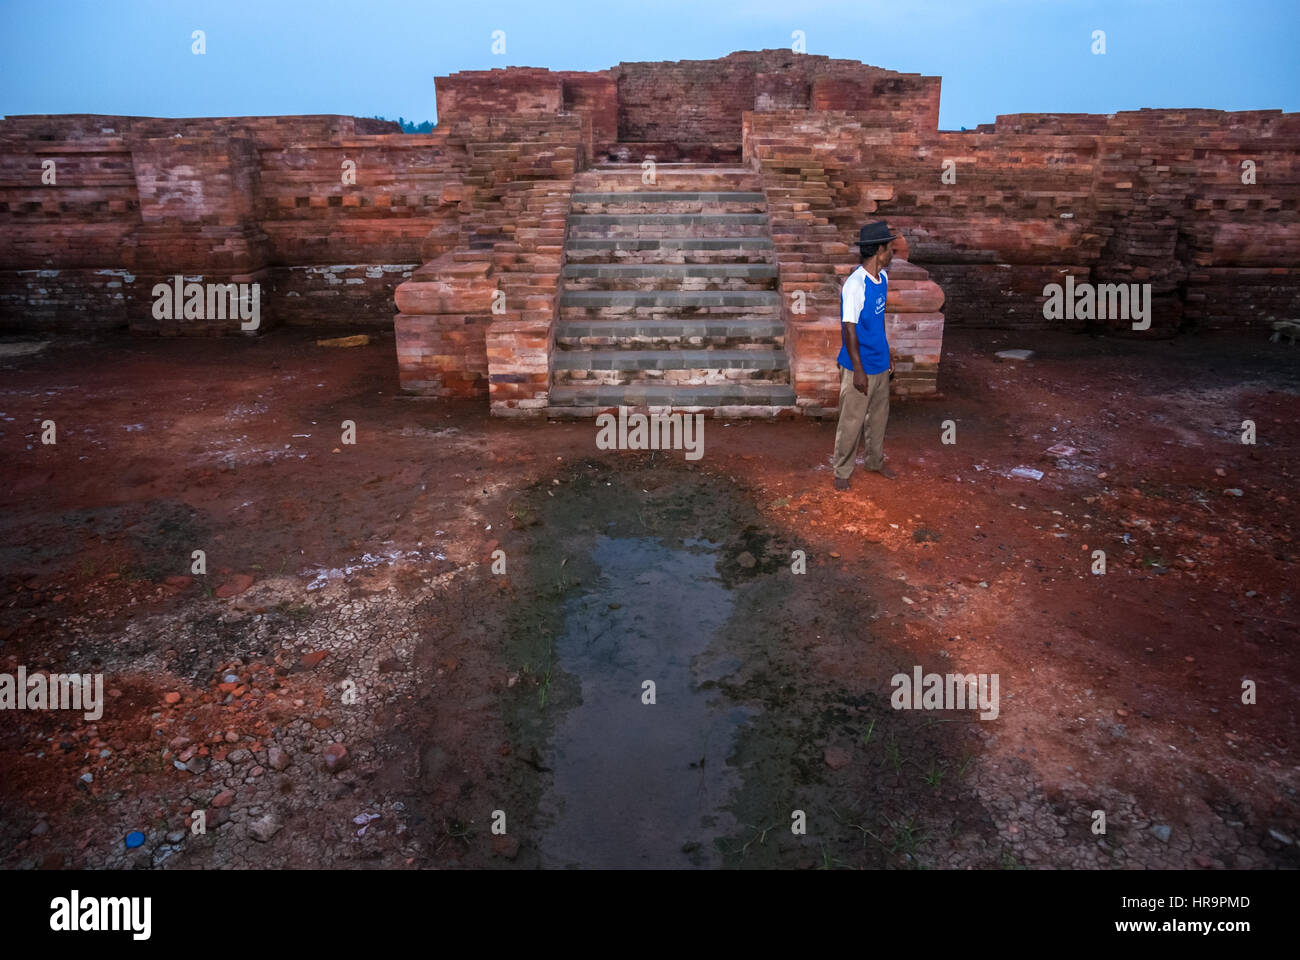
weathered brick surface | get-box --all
[0,267,135,332]
[392,114,583,408]
[275,263,416,327]
[744,104,1299,334]
[437,51,939,164]
[4,48,1295,411]
[0,113,455,334]
[394,312,492,397]
[257,136,461,264]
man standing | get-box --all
[832,222,899,490]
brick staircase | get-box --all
[548,163,797,418]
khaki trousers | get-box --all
[832,366,890,479]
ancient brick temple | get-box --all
[2,51,1297,418]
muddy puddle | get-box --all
[536,533,753,867]
[494,460,997,870]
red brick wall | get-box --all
[558,73,618,157]
[0,114,459,333]
[437,68,564,118]
[256,134,461,264]
[435,53,940,162]
[0,138,139,269]
[4,52,1296,341]
[436,68,616,160]
[0,268,136,332]
[611,52,938,156]
[273,263,416,327]
[615,58,759,146]
[746,104,1300,333]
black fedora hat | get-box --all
[857,221,901,247]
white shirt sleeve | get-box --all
[841,275,864,325]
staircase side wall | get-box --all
[392,115,586,408]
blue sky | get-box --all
[1,0,1296,130]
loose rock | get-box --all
[248,814,282,843]
[323,743,350,774]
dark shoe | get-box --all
[872,464,897,479]
[833,477,850,491]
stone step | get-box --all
[564,263,776,278]
[569,213,768,225]
[550,163,788,415]
[564,250,772,266]
[571,193,767,214]
[563,277,775,292]
[588,163,756,172]
[561,262,778,291]
[603,142,744,162]
[554,348,787,370]
[563,237,774,265]
[575,166,762,192]
[560,290,781,315]
[567,213,770,239]
[556,317,785,349]
[548,382,797,409]
[572,191,765,203]
[565,236,773,248]
[553,349,788,386]
[556,370,788,387]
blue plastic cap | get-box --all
[125,831,145,849]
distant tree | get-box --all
[372,115,436,134]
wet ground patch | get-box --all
[0,499,209,585]
[493,458,1000,869]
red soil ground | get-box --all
[0,326,1296,869]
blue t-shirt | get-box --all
[836,265,890,375]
